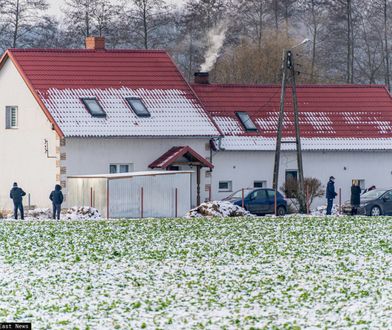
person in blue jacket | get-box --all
[326,176,338,215]
[49,184,64,220]
[10,182,26,220]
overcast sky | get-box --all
[47,0,185,16]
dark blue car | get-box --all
[223,188,287,216]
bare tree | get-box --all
[233,0,268,48]
[0,0,49,48]
[125,0,173,49]
[281,177,325,213]
[299,0,328,82]
[62,0,120,47]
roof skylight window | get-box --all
[126,97,151,117]
[81,98,106,117]
[236,112,257,131]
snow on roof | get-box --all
[193,84,392,151]
[38,87,219,137]
[4,48,220,137]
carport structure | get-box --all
[149,146,214,206]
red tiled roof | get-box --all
[149,146,214,169]
[0,48,221,138]
[6,49,189,90]
[192,84,392,139]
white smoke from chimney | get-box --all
[200,20,229,72]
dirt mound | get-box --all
[186,201,252,218]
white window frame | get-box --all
[126,97,151,117]
[6,106,18,129]
[353,179,365,190]
[219,180,232,192]
[254,180,267,188]
[109,163,134,174]
[236,112,257,131]
[81,98,106,117]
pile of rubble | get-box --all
[186,201,252,218]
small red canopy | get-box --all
[149,146,214,169]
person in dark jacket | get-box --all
[10,182,26,220]
[49,184,64,220]
[326,176,338,215]
[350,180,361,215]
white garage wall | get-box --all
[63,137,211,207]
[211,150,392,207]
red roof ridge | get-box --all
[8,48,167,54]
[192,83,387,89]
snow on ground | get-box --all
[0,216,391,328]
[186,201,251,218]
[3,207,101,220]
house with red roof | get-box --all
[2,36,392,213]
[0,37,220,210]
[193,76,392,206]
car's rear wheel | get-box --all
[277,206,286,216]
[370,206,381,216]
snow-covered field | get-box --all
[0,216,391,328]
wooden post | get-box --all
[290,51,305,212]
[241,188,245,208]
[339,188,342,214]
[28,193,31,210]
[306,185,310,215]
[196,166,201,206]
[175,188,178,218]
[90,187,93,208]
[141,187,144,218]
[274,188,277,216]
[106,180,110,219]
[208,185,212,202]
[272,50,288,193]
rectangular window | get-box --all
[219,181,232,192]
[109,163,134,174]
[285,170,298,198]
[285,170,298,182]
[236,112,257,131]
[254,180,267,188]
[126,97,150,117]
[353,179,365,190]
[5,106,18,129]
[81,98,106,117]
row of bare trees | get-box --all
[1,0,392,87]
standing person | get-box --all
[49,184,63,220]
[326,176,338,215]
[350,180,361,215]
[10,182,26,220]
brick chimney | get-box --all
[85,36,106,50]
[194,72,209,84]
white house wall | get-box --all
[212,150,392,207]
[62,137,211,207]
[0,59,58,210]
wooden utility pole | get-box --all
[273,50,305,214]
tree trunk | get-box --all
[143,1,148,49]
[273,0,279,30]
[384,0,390,90]
[310,0,317,82]
[13,0,20,48]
